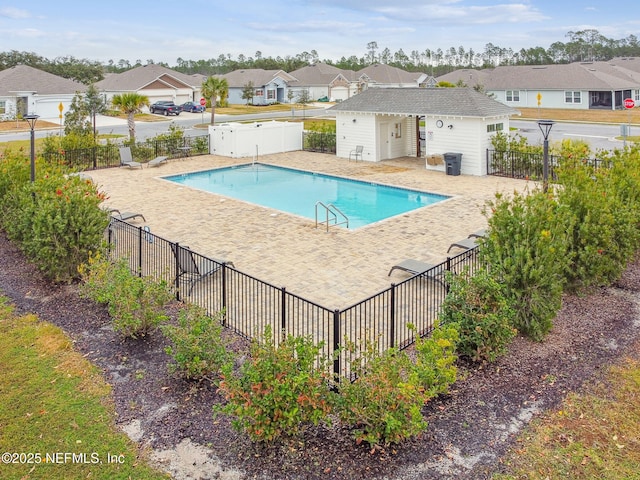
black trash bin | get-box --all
[444,152,462,176]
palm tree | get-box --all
[111,92,149,142]
[201,76,229,125]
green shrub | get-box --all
[79,253,172,338]
[162,304,230,381]
[481,189,570,341]
[411,322,459,394]
[216,326,334,442]
[556,147,640,290]
[439,269,516,363]
[336,340,427,448]
[0,154,109,283]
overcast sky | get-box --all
[1,1,638,65]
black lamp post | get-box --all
[24,114,39,182]
[537,119,554,192]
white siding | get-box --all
[335,113,377,162]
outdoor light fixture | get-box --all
[24,114,40,183]
[352,118,356,123]
[537,119,555,192]
[447,124,453,129]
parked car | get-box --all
[149,101,181,116]
[180,101,205,113]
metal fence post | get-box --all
[333,309,341,382]
[281,286,287,339]
[221,263,227,326]
[389,283,396,349]
[174,242,181,301]
[137,226,143,276]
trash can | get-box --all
[444,152,462,176]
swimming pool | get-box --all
[163,163,449,229]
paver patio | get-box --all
[89,151,529,309]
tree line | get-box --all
[2,29,639,85]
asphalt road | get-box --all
[510,119,632,152]
[2,109,634,153]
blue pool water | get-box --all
[163,163,449,229]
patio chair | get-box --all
[118,146,143,169]
[447,236,479,253]
[388,259,445,286]
[349,145,363,161]
[171,244,235,296]
[148,155,169,167]
[108,208,146,222]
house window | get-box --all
[394,123,402,138]
[635,90,640,102]
[565,91,581,104]
[266,89,276,100]
[254,89,264,97]
[506,90,520,102]
[0,100,5,115]
[486,123,504,133]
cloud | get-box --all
[0,6,30,19]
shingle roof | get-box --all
[328,87,518,118]
[357,64,425,85]
[437,60,640,90]
[0,65,86,96]
[95,64,199,91]
[222,68,295,87]
[288,63,358,86]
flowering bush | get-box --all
[216,326,335,442]
[0,153,109,282]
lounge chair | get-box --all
[349,145,363,161]
[447,236,479,253]
[119,146,143,169]
[148,155,169,167]
[388,259,445,286]
[468,228,487,239]
[171,244,234,295]
[108,209,146,222]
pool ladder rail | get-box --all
[315,201,349,232]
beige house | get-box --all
[96,64,204,108]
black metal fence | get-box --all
[44,135,210,170]
[486,149,606,180]
[107,217,480,380]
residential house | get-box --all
[329,87,518,175]
[222,69,296,105]
[96,64,203,107]
[437,60,640,110]
[287,62,359,102]
[357,63,432,90]
[0,65,86,119]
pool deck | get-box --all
[89,151,529,309]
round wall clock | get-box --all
[436,120,443,128]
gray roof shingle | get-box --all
[0,65,86,96]
[328,87,518,118]
[95,64,200,91]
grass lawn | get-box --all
[0,296,169,480]
[494,356,640,479]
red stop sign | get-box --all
[624,98,635,109]
[199,97,206,106]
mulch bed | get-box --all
[1,229,639,480]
